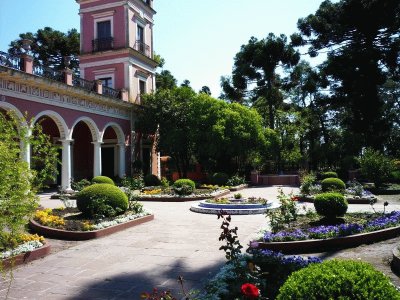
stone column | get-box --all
[61,139,73,191]
[118,143,126,178]
[21,128,31,167]
[92,141,103,177]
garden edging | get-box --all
[257,225,400,254]
[2,243,51,269]
[29,214,154,240]
[299,195,376,204]
[138,190,231,202]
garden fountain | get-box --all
[190,196,279,215]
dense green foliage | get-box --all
[277,259,400,300]
[172,179,195,196]
[139,87,272,176]
[300,172,317,195]
[8,27,80,73]
[359,148,395,187]
[71,179,91,192]
[0,113,58,250]
[314,193,348,219]
[321,171,338,179]
[210,172,229,186]
[92,176,115,185]
[76,184,128,218]
[321,177,346,192]
[143,174,161,186]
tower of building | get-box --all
[76,0,158,104]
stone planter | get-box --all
[229,184,249,192]
[1,243,51,269]
[29,214,154,241]
[257,225,400,254]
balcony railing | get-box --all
[133,40,151,58]
[103,86,120,98]
[73,75,95,92]
[33,64,64,82]
[92,37,114,52]
[0,51,21,70]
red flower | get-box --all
[241,283,260,299]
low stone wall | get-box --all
[251,172,300,186]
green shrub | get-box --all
[227,175,245,186]
[321,177,346,192]
[143,174,161,186]
[321,171,338,179]
[277,259,400,300]
[173,179,195,196]
[76,184,128,218]
[359,148,394,188]
[300,173,317,195]
[314,192,348,219]
[391,170,400,183]
[71,178,91,192]
[92,176,115,185]
[120,175,144,190]
[210,172,229,186]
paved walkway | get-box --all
[2,186,400,300]
[0,187,298,300]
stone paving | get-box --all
[0,187,295,300]
[2,186,400,300]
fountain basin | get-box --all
[190,200,279,215]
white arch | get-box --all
[0,102,27,127]
[101,122,125,144]
[33,110,69,140]
[69,116,100,142]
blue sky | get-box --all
[0,0,325,96]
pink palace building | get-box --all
[0,0,159,191]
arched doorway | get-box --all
[101,123,126,178]
[72,121,95,180]
[33,116,62,186]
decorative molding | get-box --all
[0,78,130,120]
[92,10,116,18]
[79,1,126,14]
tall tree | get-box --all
[156,70,177,90]
[8,27,80,73]
[292,0,400,154]
[222,33,300,129]
[199,86,211,95]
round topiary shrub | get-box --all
[173,179,195,196]
[92,176,115,185]
[314,192,348,219]
[277,259,400,300]
[321,177,345,192]
[210,172,229,186]
[321,171,338,179]
[76,183,128,218]
[143,174,161,186]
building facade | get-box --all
[0,0,159,191]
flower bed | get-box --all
[299,190,377,204]
[257,211,400,253]
[30,208,154,240]
[1,235,51,269]
[138,188,230,202]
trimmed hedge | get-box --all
[314,192,348,219]
[173,179,195,196]
[321,171,338,179]
[76,183,128,218]
[321,177,346,192]
[277,259,400,300]
[92,176,115,185]
[143,174,161,186]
